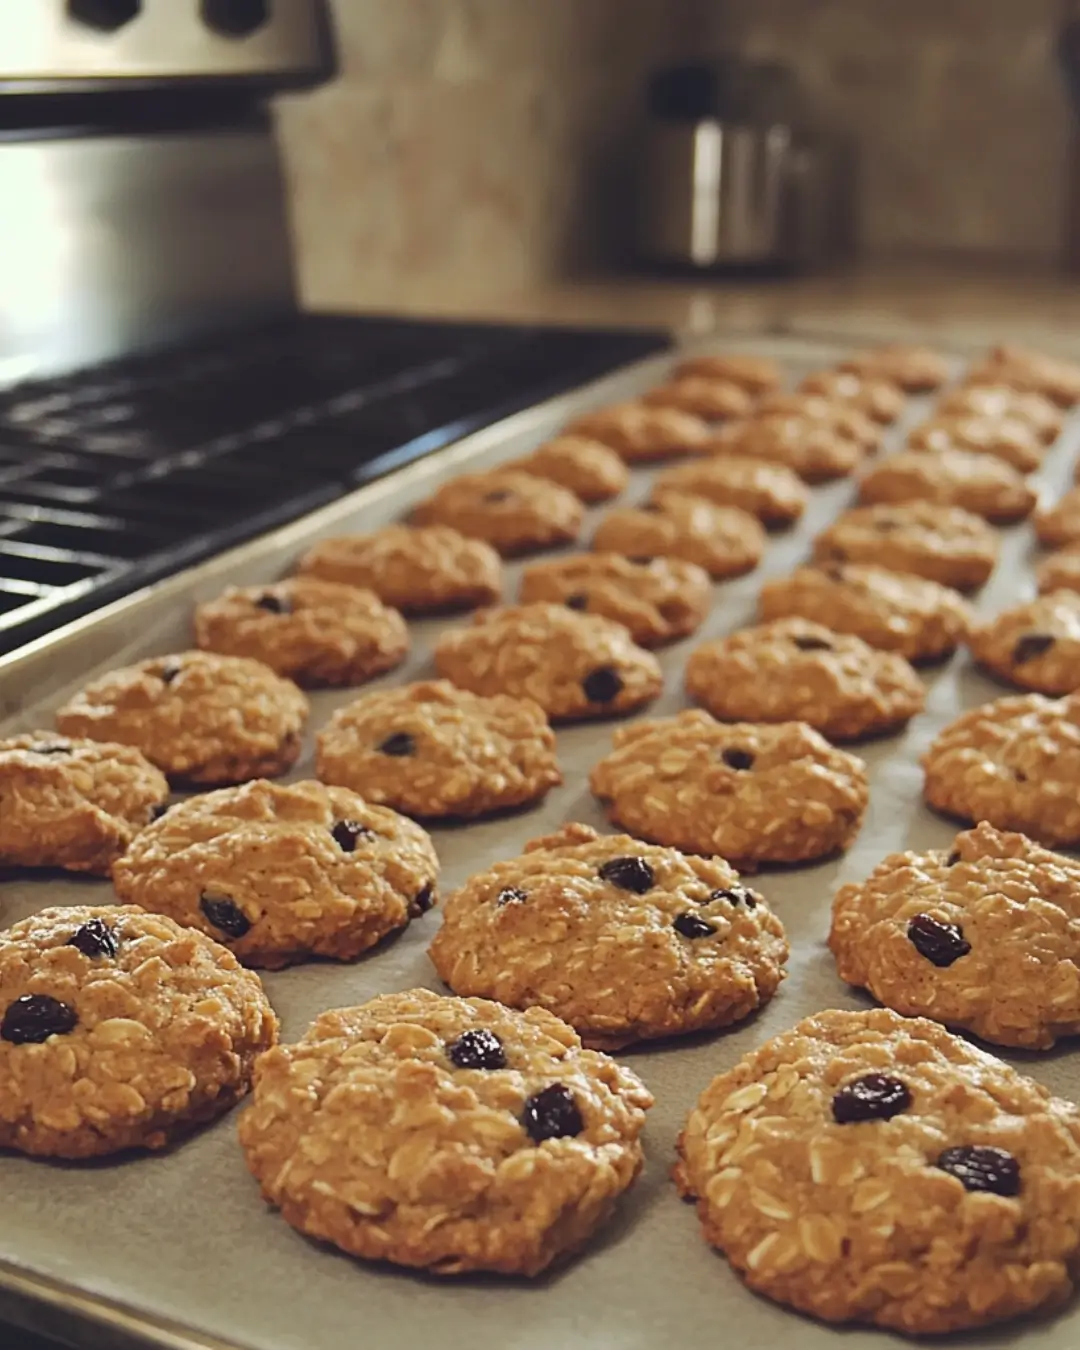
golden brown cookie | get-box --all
[429,822,788,1050]
[922,692,1080,846]
[1035,486,1080,549]
[754,393,882,454]
[193,578,409,688]
[798,369,905,423]
[830,822,1080,1050]
[839,343,951,392]
[935,384,1063,443]
[758,564,973,664]
[295,524,502,614]
[591,493,765,579]
[433,603,662,723]
[509,435,629,504]
[673,353,782,395]
[238,988,653,1276]
[641,376,753,420]
[674,1007,1080,1335]
[112,779,438,969]
[813,502,998,592]
[589,710,868,866]
[316,680,561,820]
[410,469,582,557]
[650,455,808,528]
[55,652,308,787]
[968,591,1080,695]
[0,734,168,875]
[1037,542,1080,594]
[855,449,1037,524]
[685,618,926,742]
[964,344,1080,408]
[564,401,710,462]
[0,905,277,1158]
[707,414,863,483]
[518,553,711,647]
[907,416,1046,473]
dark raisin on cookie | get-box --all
[946,850,961,866]
[483,489,512,503]
[582,666,625,704]
[496,886,528,906]
[199,894,252,939]
[522,1084,584,1142]
[66,918,119,960]
[1,994,78,1045]
[158,659,183,685]
[149,802,171,821]
[411,882,436,916]
[793,635,833,652]
[255,592,291,615]
[935,1145,1021,1197]
[628,555,655,564]
[709,886,758,909]
[331,819,374,852]
[721,748,754,771]
[447,1028,507,1071]
[598,855,654,894]
[564,593,589,611]
[1011,633,1055,665]
[832,1074,912,1124]
[907,913,971,967]
[673,912,716,939]
[377,732,415,757]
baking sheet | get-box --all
[1,333,1078,1350]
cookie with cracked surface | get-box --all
[591,493,765,579]
[238,988,653,1276]
[295,524,502,614]
[564,401,710,462]
[707,414,863,483]
[650,455,808,528]
[812,502,998,592]
[1037,542,1080,594]
[589,711,868,866]
[856,448,1037,524]
[754,393,882,454]
[0,734,168,875]
[641,376,753,420]
[685,618,925,742]
[936,384,1063,443]
[907,416,1046,473]
[409,469,582,557]
[968,591,1080,695]
[315,680,561,819]
[0,904,277,1158]
[673,353,782,395]
[964,343,1080,407]
[798,369,905,423]
[674,1006,1080,1335]
[429,823,788,1049]
[55,652,307,787]
[838,342,951,391]
[830,822,1080,1049]
[434,602,662,723]
[509,435,629,504]
[193,578,408,688]
[758,565,973,664]
[1035,486,1080,549]
[518,553,711,647]
[922,692,1080,847]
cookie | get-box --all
[830,822,1080,1049]
[429,822,788,1049]
[296,524,502,614]
[112,779,438,969]
[922,692,1080,846]
[1037,542,1080,594]
[0,734,168,875]
[193,578,409,688]
[759,565,972,664]
[55,652,308,787]
[709,414,863,483]
[641,376,753,420]
[855,449,1037,524]
[316,680,561,819]
[754,393,882,454]
[674,1007,1080,1335]
[935,384,1063,443]
[592,493,765,579]
[410,469,583,557]
[685,618,925,742]
[1035,486,1080,548]
[237,988,653,1276]
[565,401,710,462]
[838,342,951,392]
[907,416,1046,474]
[0,904,277,1158]
[673,353,782,396]
[813,502,998,592]
[650,455,808,529]
[798,369,905,423]
[589,710,868,866]
[509,435,629,504]
[965,343,1080,408]
[433,602,662,723]
[518,553,711,647]
[967,591,1080,695]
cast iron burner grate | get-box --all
[0,312,669,655]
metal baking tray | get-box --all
[1,332,1078,1350]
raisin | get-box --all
[721,748,754,770]
[907,913,970,967]
[483,489,511,503]
[447,1028,506,1070]
[496,886,528,905]
[709,886,758,909]
[582,666,624,704]
[66,918,119,959]
[673,912,716,938]
[28,742,70,755]
[946,850,961,866]
[564,593,589,611]
[1011,633,1055,665]
[331,819,373,852]
[627,555,655,564]
[149,802,171,821]
[200,894,252,939]
[793,635,832,652]
[158,659,183,685]
[411,882,436,916]
[1,994,77,1044]
[522,1084,583,1142]
[936,1145,1021,1197]
[255,592,291,615]
[377,732,415,757]
[832,1074,911,1124]
[598,855,654,894]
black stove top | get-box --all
[0,313,668,656]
